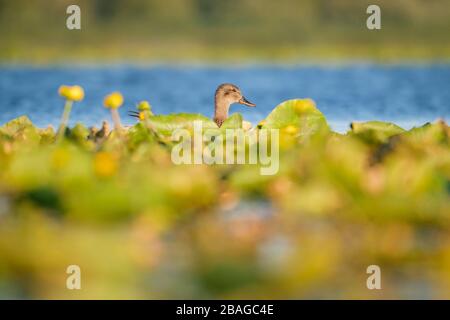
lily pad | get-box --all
[0,116,35,136]
[147,113,217,136]
[261,99,329,136]
[38,126,56,144]
[403,120,449,144]
[220,113,243,130]
[0,115,40,144]
[350,121,405,144]
[70,123,90,140]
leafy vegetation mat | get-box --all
[0,99,449,298]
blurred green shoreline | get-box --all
[2,44,450,65]
[2,0,449,64]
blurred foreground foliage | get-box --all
[0,99,449,299]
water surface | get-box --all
[1,64,449,132]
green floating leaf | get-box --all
[350,121,405,144]
[70,123,90,140]
[127,122,156,150]
[0,115,40,144]
[262,99,329,136]
[350,121,405,135]
[67,123,95,149]
[0,115,34,136]
[403,120,449,144]
[38,126,56,144]
[220,113,243,130]
[147,113,217,136]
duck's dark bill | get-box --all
[239,97,256,107]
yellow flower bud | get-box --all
[104,92,124,109]
[138,101,151,111]
[58,85,84,102]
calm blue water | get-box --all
[0,64,449,132]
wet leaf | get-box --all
[220,113,243,130]
[350,121,405,144]
[147,113,217,136]
[262,99,329,137]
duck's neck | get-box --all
[214,98,230,127]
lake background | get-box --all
[1,64,449,133]
[2,1,450,132]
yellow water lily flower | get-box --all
[284,125,299,135]
[58,85,84,102]
[104,92,124,109]
[293,98,316,113]
[103,92,124,131]
[94,152,118,177]
[56,85,84,141]
[138,101,151,111]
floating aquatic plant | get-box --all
[262,98,329,136]
[0,94,449,299]
[136,100,154,122]
[138,100,152,114]
[104,92,124,131]
[57,85,84,140]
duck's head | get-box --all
[215,83,256,108]
[214,83,255,127]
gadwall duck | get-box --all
[214,83,255,127]
[129,83,255,128]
